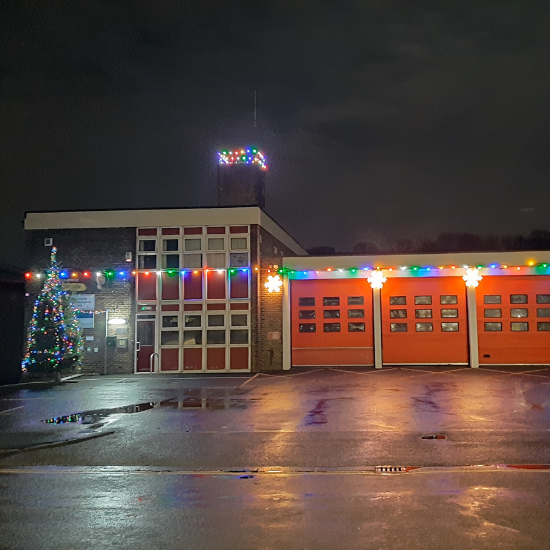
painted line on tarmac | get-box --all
[237,373,260,387]
[0,406,25,414]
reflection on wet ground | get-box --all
[43,388,253,425]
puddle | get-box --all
[43,390,252,425]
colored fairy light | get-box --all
[59,271,68,279]
[218,148,267,170]
[264,274,283,293]
[463,267,482,288]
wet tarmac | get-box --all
[1,368,550,548]
[1,467,549,549]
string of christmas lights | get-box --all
[218,148,267,169]
[276,262,550,275]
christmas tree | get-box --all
[22,247,83,376]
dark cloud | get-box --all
[2,1,550,266]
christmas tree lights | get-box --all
[22,248,84,376]
[218,148,267,170]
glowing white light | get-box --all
[463,267,482,288]
[367,270,387,289]
[264,274,283,293]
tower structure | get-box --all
[217,148,267,209]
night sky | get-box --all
[2,1,550,268]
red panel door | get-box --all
[381,277,468,365]
[291,279,374,366]
[136,319,156,372]
[477,275,550,364]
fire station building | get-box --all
[23,149,550,373]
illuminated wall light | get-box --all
[463,267,482,288]
[264,274,283,293]
[368,270,386,289]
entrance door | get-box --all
[381,276,469,365]
[136,317,157,372]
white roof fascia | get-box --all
[24,207,263,230]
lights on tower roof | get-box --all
[218,148,267,170]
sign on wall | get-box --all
[70,294,96,329]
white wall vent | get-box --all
[44,238,53,246]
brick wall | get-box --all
[250,224,299,372]
[25,228,136,374]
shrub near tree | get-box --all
[22,247,83,378]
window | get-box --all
[484,295,501,304]
[323,310,340,319]
[536,295,550,304]
[206,253,225,268]
[323,323,340,332]
[162,315,178,328]
[163,239,178,251]
[511,308,528,318]
[183,330,202,345]
[231,237,247,250]
[161,254,179,268]
[207,238,225,251]
[299,323,316,333]
[184,239,201,251]
[415,309,432,318]
[511,322,529,331]
[207,330,225,344]
[538,322,550,331]
[230,314,248,327]
[485,322,502,331]
[138,255,157,269]
[207,315,225,327]
[348,322,365,332]
[390,296,406,305]
[184,315,201,327]
[299,297,315,307]
[390,309,407,319]
[441,322,459,332]
[440,295,458,305]
[415,296,432,305]
[299,310,315,319]
[348,296,364,305]
[416,322,433,332]
[160,331,179,345]
[183,254,202,268]
[323,297,339,306]
[139,240,156,252]
[230,252,249,267]
[537,308,550,318]
[441,309,458,318]
[348,309,365,318]
[510,294,528,304]
[390,323,407,332]
[230,330,249,344]
[484,309,502,318]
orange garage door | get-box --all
[477,275,550,365]
[291,279,374,366]
[381,276,469,365]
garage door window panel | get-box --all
[440,295,458,305]
[415,296,432,305]
[510,294,528,304]
[415,309,432,318]
[441,309,459,318]
[390,309,407,319]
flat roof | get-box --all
[25,206,307,256]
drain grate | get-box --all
[376,466,408,473]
